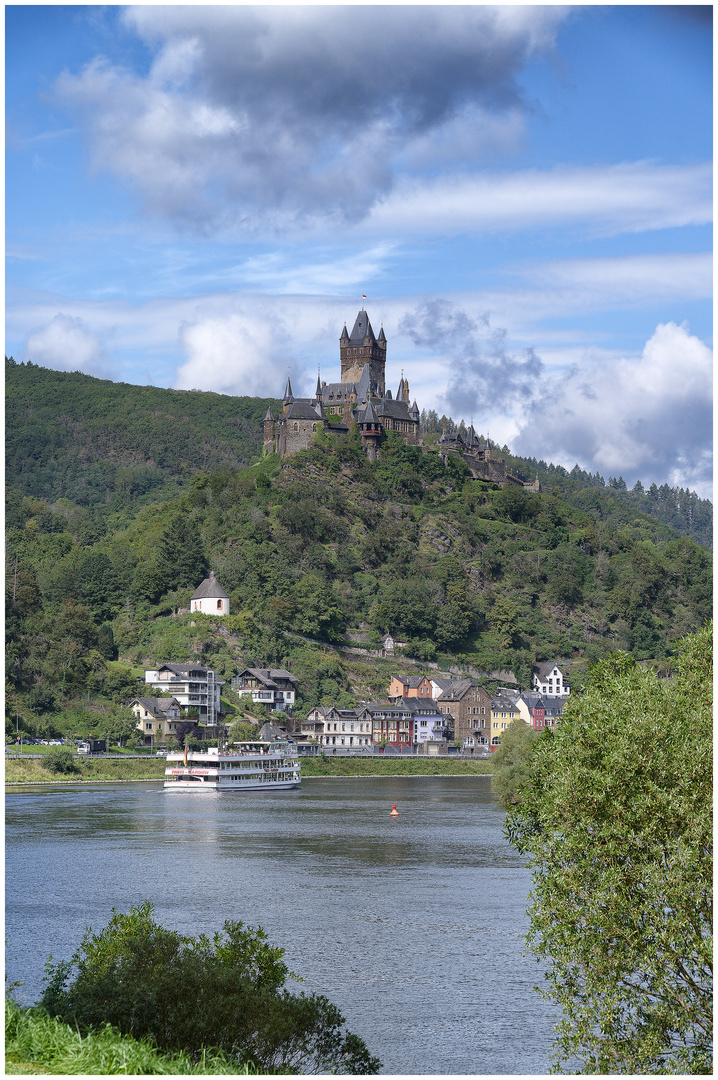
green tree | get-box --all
[488,595,519,649]
[506,625,713,1074]
[155,514,209,594]
[41,902,380,1074]
[96,705,139,748]
[490,718,537,804]
[42,747,80,775]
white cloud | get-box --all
[363,162,712,236]
[175,313,290,397]
[512,322,713,495]
[24,314,113,376]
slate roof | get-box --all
[131,697,181,716]
[349,309,376,345]
[491,693,520,711]
[322,382,356,401]
[437,679,479,701]
[374,397,417,422]
[191,572,229,601]
[237,668,298,688]
[541,695,568,717]
[258,722,290,740]
[534,662,568,681]
[284,400,324,421]
[358,400,380,424]
[153,663,211,676]
[393,675,426,689]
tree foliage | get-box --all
[41,902,381,1074]
[490,718,537,804]
[506,625,713,1074]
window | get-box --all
[217,600,222,610]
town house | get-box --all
[387,674,434,701]
[231,668,298,712]
[437,680,492,748]
[129,697,182,747]
[532,662,571,697]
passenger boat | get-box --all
[164,740,301,792]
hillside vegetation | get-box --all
[5,360,712,742]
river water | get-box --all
[5,776,557,1074]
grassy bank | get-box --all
[5,1000,250,1074]
[300,756,494,776]
[6,755,494,785]
[5,756,167,785]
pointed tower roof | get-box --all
[315,373,322,398]
[349,309,376,345]
[410,399,420,419]
[283,376,293,402]
[377,325,386,343]
[191,570,229,601]
[355,363,373,403]
[264,406,274,421]
[361,400,379,424]
[340,323,349,340]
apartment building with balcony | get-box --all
[230,668,298,712]
[143,663,223,728]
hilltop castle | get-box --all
[263,309,420,461]
[262,306,538,491]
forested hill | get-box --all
[5,358,275,511]
[6,419,712,735]
[6,358,711,548]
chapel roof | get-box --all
[191,571,229,601]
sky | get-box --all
[5,4,713,497]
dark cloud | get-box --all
[53,6,567,231]
[399,298,544,418]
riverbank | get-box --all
[6,755,494,785]
[300,757,494,776]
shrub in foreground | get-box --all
[5,998,245,1074]
[41,902,380,1074]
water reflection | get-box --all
[6,776,555,1074]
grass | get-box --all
[5,1000,252,1074]
[301,756,494,776]
[6,753,494,784]
[5,756,167,785]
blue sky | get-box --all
[6,4,713,496]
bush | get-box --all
[41,902,381,1074]
[42,747,80,775]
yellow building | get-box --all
[130,697,182,747]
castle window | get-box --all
[312,424,317,432]
[293,423,298,431]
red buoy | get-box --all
[390,803,399,817]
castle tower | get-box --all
[358,400,382,462]
[263,406,275,453]
[340,310,386,393]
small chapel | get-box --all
[263,309,420,461]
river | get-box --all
[5,775,557,1074]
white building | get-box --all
[231,668,298,712]
[190,571,230,616]
[144,663,224,728]
[532,663,571,697]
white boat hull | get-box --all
[164,776,300,791]
[164,740,300,792]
